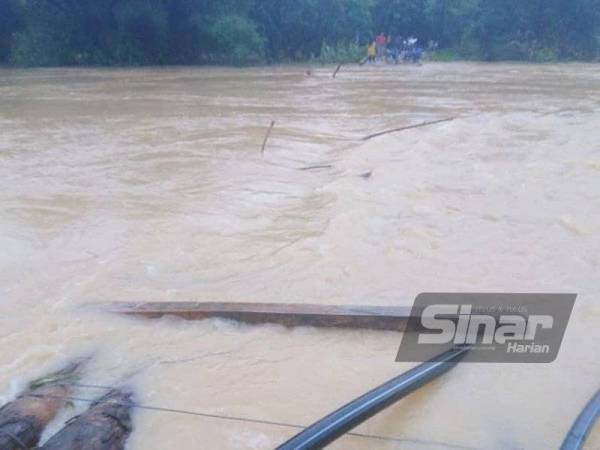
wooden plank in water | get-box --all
[106,302,414,331]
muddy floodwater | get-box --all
[1,63,600,449]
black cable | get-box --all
[560,388,600,450]
[25,392,479,450]
[276,346,469,450]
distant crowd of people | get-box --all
[366,33,431,64]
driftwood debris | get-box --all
[0,359,87,450]
[332,64,342,78]
[40,389,134,450]
[361,117,455,141]
[106,302,414,331]
[298,164,334,171]
[261,120,275,154]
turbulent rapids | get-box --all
[1,63,600,449]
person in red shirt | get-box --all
[376,32,387,60]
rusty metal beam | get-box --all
[105,302,415,331]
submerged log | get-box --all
[105,302,415,331]
[0,359,87,450]
[40,389,134,450]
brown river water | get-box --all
[1,63,599,449]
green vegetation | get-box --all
[1,0,599,67]
[427,49,462,61]
[316,42,365,64]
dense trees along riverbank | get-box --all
[0,0,599,67]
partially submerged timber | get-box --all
[0,358,133,450]
[106,301,416,331]
[0,359,87,450]
[40,389,134,450]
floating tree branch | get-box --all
[332,64,342,78]
[299,164,334,171]
[261,120,275,155]
[361,117,455,141]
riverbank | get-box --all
[2,57,600,74]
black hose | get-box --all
[275,346,469,450]
[560,388,600,450]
